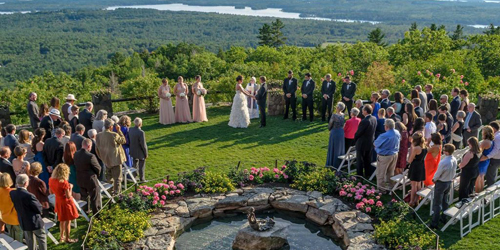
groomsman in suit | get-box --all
[79,102,95,138]
[320,74,336,122]
[255,76,268,128]
[450,87,461,121]
[283,70,298,120]
[462,103,482,146]
[354,105,377,178]
[380,89,391,110]
[341,76,356,116]
[27,92,40,129]
[301,73,315,122]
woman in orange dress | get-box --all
[49,163,79,243]
[424,133,442,186]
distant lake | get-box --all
[468,24,497,28]
[105,3,381,25]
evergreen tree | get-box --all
[410,22,418,31]
[270,19,287,47]
[430,24,437,31]
[484,24,500,35]
[451,25,464,40]
[257,23,273,46]
[438,25,446,31]
[367,28,387,47]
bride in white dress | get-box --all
[229,75,252,128]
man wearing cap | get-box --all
[39,108,62,140]
[341,76,357,116]
[283,70,298,120]
[27,92,40,129]
[62,94,77,121]
[301,73,315,122]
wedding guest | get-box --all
[484,121,500,187]
[0,147,16,187]
[12,146,30,176]
[438,106,453,143]
[110,115,119,126]
[93,110,107,133]
[62,94,77,121]
[476,126,494,193]
[326,102,346,168]
[4,124,19,161]
[74,139,102,214]
[429,144,457,229]
[375,108,386,139]
[450,88,461,121]
[254,76,268,128]
[10,174,47,250]
[301,73,315,122]
[38,103,49,121]
[87,129,104,181]
[18,130,34,163]
[192,75,208,122]
[341,76,356,116]
[374,119,400,193]
[0,121,4,148]
[27,92,40,129]
[68,105,79,134]
[355,99,364,119]
[380,89,391,110]
[79,102,94,138]
[410,90,419,103]
[428,99,438,122]
[425,84,434,103]
[403,103,417,135]
[69,124,85,151]
[118,115,132,168]
[459,89,469,112]
[320,74,336,121]
[283,70,298,120]
[408,132,427,207]
[158,78,176,125]
[463,103,482,147]
[129,118,148,182]
[458,137,481,204]
[27,163,49,216]
[60,124,72,147]
[415,85,428,112]
[424,133,442,186]
[49,97,60,112]
[393,92,405,117]
[387,107,401,122]
[40,108,62,140]
[354,105,377,178]
[63,141,80,200]
[49,164,79,243]
[395,122,409,175]
[245,77,259,120]
[439,94,451,111]
[174,76,192,123]
[413,98,424,118]
[371,92,381,119]
[96,119,126,194]
[424,113,437,145]
[31,128,49,187]
[413,117,425,136]
[0,173,23,242]
[451,111,465,149]
[344,108,361,150]
[43,128,64,177]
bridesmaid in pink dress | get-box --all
[158,79,175,125]
[192,75,208,122]
[174,76,192,123]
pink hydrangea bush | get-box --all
[338,178,383,215]
[138,179,185,207]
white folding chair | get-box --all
[482,186,497,223]
[442,194,483,238]
[98,180,116,204]
[0,234,28,250]
[390,169,410,194]
[491,183,500,218]
[337,146,356,173]
[48,195,89,228]
[369,162,377,181]
[415,185,434,214]
[123,163,138,190]
[42,218,59,245]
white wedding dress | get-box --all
[228,88,251,128]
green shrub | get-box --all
[283,160,317,182]
[178,166,206,192]
[290,167,338,194]
[375,199,410,222]
[374,219,439,250]
[197,171,235,193]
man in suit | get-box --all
[320,74,336,122]
[463,103,482,146]
[27,92,40,129]
[355,99,365,119]
[283,70,298,120]
[39,108,61,140]
[96,118,126,194]
[438,105,454,143]
[415,85,428,112]
[129,118,149,182]
[61,94,77,121]
[88,129,105,181]
[79,102,95,138]
[3,124,19,162]
[301,73,315,122]
[386,107,401,122]
[425,84,434,103]
[354,105,377,178]
[450,88,461,121]
[254,76,268,128]
[440,94,451,112]
[74,139,102,214]
[10,174,47,250]
[0,147,16,187]
[70,124,86,151]
[412,98,424,118]
[380,89,391,110]
[341,76,356,116]
[43,128,64,174]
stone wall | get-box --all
[0,105,11,126]
[268,94,285,116]
[478,96,499,125]
[127,187,384,250]
[92,93,113,116]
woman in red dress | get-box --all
[49,163,79,243]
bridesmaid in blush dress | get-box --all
[158,79,175,125]
[174,76,192,123]
[192,75,208,122]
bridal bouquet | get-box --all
[197,88,207,96]
[165,93,171,98]
[196,90,202,96]
[179,93,186,98]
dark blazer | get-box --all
[10,188,44,231]
[354,114,377,151]
[129,126,148,160]
[74,149,101,188]
[255,83,268,107]
[301,79,315,97]
[321,80,336,98]
[62,103,71,122]
[79,109,94,138]
[4,134,19,161]
[283,77,298,96]
[43,137,64,168]
[389,113,402,123]
[70,133,85,151]
[464,111,482,133]
[39,116,60,140]
[341,82,356,100]
[450,96,461,120]
[380,98,391,110]
[27,100,40,129]
[414,107,424,118]
[0,158,16,187]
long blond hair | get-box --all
[52,163,70,182]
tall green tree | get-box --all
[257,23,273,46]
[257,19,287,47]
[451,25,464,40]
[484,24,500,35]
[368,28,387,47]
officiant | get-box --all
[246,77,260,119]
[321,74,336,122]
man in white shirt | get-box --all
[482,121,500,187]
[430,144,457,229]
[424,112,437,145]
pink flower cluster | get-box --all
[138,180,185,207]
[247,165,288,182]
[339,182,383,214]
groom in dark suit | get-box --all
[301,73,315,122]
[283,70,298,120]
[321,74,336,122]
[354,105,377,178]
[254,76,268,128]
